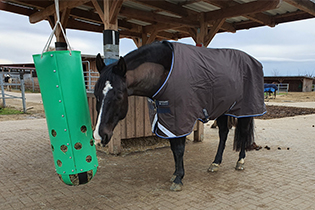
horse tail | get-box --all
[233,117,254,151]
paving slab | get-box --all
[0,114,315,209]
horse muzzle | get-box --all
[100,133,112,146]
[93,128,113,147]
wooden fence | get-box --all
[87,93,204,154]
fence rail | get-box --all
[0,72,26,112]
[277,83,289,92]
[82,60,99,93]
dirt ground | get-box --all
[265,91,315,102]
[0,99,45,121]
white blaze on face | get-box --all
[93,81,113,141]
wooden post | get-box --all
[91,0,122,154]
[108,122,122,155]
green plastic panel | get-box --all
[33,50,98,185]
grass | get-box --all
[0,107,24,115]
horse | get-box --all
[93,41,266,191]
[4,74,12,91]
[264,83,278,99]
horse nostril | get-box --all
[101,134,108,147]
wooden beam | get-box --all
[132,38,142,48]
[204,18,226,47]
[145,30,158,44]
[119,6,200,28]
[91,0,104,23]
[103,0,117,30]
[67,17,103,33]
[196,13,207,45]
[131,0,198,18]
[29,0,89,24]
[205,0,281,22]
[247,13,276,27]
[109,0,124,24]
[284,0,315,16]
[55,8,70,42]
[0,1,35,16]
[220,22,236,33]
[204,0,276,27]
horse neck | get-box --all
[124,42,172,98]
[125,63,168,97]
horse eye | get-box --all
[116,93,124,101]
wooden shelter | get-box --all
[1,0,315,46]
[1,0,315,154]
[264,76,314,92]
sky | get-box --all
[1,10,315,76]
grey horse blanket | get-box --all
[150,42,266,138]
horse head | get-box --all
[93,54,129,146]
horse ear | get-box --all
[113,56,127,77]
[96,53,106,73]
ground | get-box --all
[1,99,315,209]
[1,91,315,209]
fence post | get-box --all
[0,76,6,108]
[20,72,26,113]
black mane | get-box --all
[124,41,173,72]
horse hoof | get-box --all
[235,159,245,170]
[170,175,176,182]
[170,183,183,191]
[208,163,219,172]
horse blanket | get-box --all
[264,83,278,92]
[150,42,266,138]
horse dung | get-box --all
[33,50,98,186]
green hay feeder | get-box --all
[33,50,98,186]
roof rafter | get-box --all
[284,0,315,16]
[130,0,198,18]
[29,0,90,24]
[119,6,200,28]
[204,0,281,23]
[204,0,276,27]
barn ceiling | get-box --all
[1,0,315,46]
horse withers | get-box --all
[93,41,266,191]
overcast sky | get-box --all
[1,10,315,76]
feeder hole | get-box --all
[51,145,54,152]
[90,139,94,146]
[51,130,57,137]
[74,142,82,150]
[86,155,92,163]
[57,160,62,167]
[60,145,68,153]
[81,125,87,133]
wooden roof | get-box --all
[1,0,315,46]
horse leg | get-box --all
[208,115,229,172]
[234,117,254,170]
[169,137,186,191]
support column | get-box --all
[103,30,119,65]
[103,29,122,155]
[103,0,121,155]
[194,43,204,142]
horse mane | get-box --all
[95,41,172,91]
[124,41,172,71]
